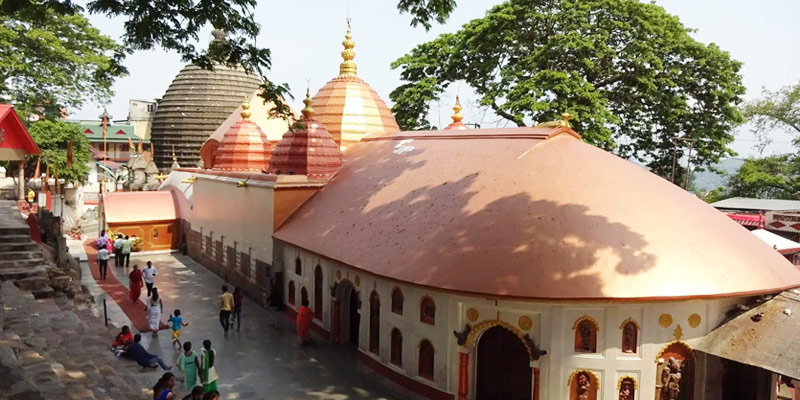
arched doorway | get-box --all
[476,326,532,400]
[348,288,360,346]
[333,280,359,346]
[655,341,694,400]
[314,266,323,319]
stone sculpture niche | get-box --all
[124,151,160,191]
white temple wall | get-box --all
[192,175,274,265]
[281,244,749,400]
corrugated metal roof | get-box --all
[693,290,800,380]
[712,197,800,211]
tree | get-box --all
[28,120,91,184]
[723,154,800,200]
[3,0,458,120]
[390,0,746,176]
[0,8,125,119]
[743,80,800,152]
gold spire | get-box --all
[451,95,463,124]
[302,87,315,119]
[240,97,251,119]
[338,19,357,77]
[172,145,177,161]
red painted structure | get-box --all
[268,94,342,178]
[0,105,39,158]
[213,102,272,171]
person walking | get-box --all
[129,264,144,303]
[217,286,234,334]
[121,235,132,268]
[97,246,110,280]
[177,341,200,391]
[146,287,163,337]
[168,309,189,347]
[123,334,172,370]
[231,287,243,332]
[152,372,176,400]
[113,234,124,267]
[97,230,109,251]
[199,340,218,392]
[296,299,314,345]
[143,261,158,297]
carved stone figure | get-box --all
[579,322,592,352]
[576,372,590,400]
[660,357,682,400]
[124,151,161,191]
[622,322,636,353]
[619,378,634,400]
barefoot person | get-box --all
[168,309,189,347]
[296,299,314,345]
[146,287,163,336]
[129,264,144,303]
[143,261,158,297]
[153,372,176,400]
[199,339,218,392]
[217,286,233,334]
[123,334,172,370]
[231,287,243,332]
[177,342,200,391]
[97,246,110,280]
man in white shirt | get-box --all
[97,247,110,280]
[143,261,158,297]
[113,234,124,267]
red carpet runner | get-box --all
[83,239,168,332]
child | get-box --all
[168,309,189,347]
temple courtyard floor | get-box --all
[75,248,422,400]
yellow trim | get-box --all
[616,375,638,390]
[654,340,694,363]
[618,317,640,330]
[465,319,533,358]
[572,315,600,331]
[566,369,601,390]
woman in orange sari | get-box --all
[296,299,314,345]
[129,264,144,302]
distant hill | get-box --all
[692,158,745,191]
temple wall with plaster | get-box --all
[282,244,746,400]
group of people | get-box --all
[217,285,243,334]
[95,230,134,280]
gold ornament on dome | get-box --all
[466,308,479,322]
[658,313,673,328]
[338,18,357,77]
[688,313,701,328]
[518,316,533,331]
[354,275,360,287]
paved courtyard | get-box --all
[80,251,423,400]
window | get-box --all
[390,328,402,366]
[573,317,598,353]
[314,265,323,320]
[369,291,380,355]
[420,296,436,325]
[621,320,638,354]
[418,339,434,380]
[391,287,404,315]
[288,281,296,306]
[301,287,309,306]
[295,257,302,276]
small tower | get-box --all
[268,89,342,178]
[169,145,181,172]
[213,99,273,171]
[443,96,469,130]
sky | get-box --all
[77,0,800,158]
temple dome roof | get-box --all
[212,101,272,172]
[311,22,399,150]
[274,127,800,300]
[150,63,261,170]
[268,91,342,178]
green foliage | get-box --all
[0,6,125,119]
[390,0,746,176]
[724,154,800,200]
[742,80,800,151]
[28,120,91,184]
[397,0,457,30]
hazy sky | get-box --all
[77,0,800,157]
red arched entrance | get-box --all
[476,326,532,400]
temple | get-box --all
[108,21,800,400]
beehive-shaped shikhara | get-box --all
[269,90,342,178]
[212,101,272,171]
[311,21,399,150]
[150,30,261,170]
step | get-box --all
[0,234,35,243]
[0,227,30,236]
[0,258,47,268]
[0,250,42,261]
[0,242,40,252]
[0,265,49,282]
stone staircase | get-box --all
[0,225,53,299]
[1,281,157,399]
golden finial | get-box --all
[302,87,314,119]
[559,112,573,127]
[535,112,574,128]
[240,97,251,119]
[339,19,357,77]
[451,95,463,123]
[172,145,177,161]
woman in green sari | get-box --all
[177,341,199,390]
[199,339,218,392]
